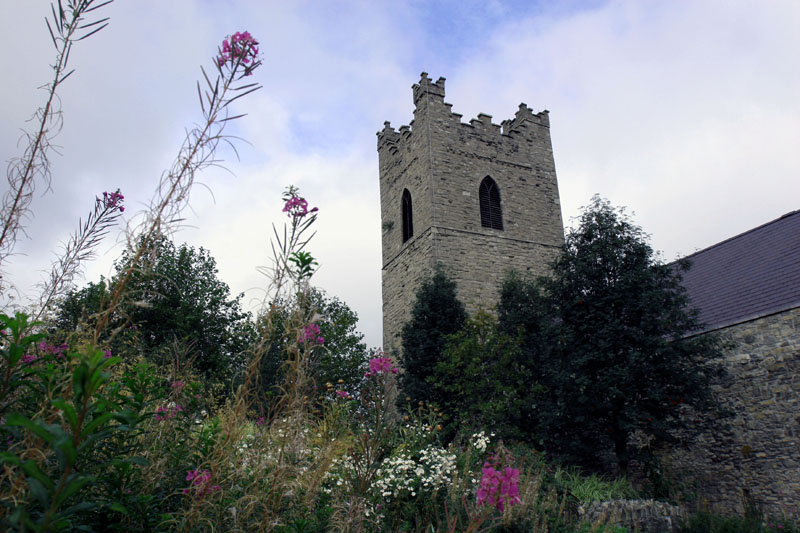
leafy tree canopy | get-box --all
[57,236,254,386]
[433,310,539,441]
[254,287,370,407]
[499,196,727,473]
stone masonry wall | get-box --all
[665,306,800,519]
[434,227,562,314]
[579,500,687,533]
[378,73,565,352]
[381,227,434,354]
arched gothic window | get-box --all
[479,176,503,230]
[402,189,414,242]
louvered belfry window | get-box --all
[402,189,414,242]
[479,176,503,230]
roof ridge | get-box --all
[679,209,800,262]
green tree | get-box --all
[433,310,537,440]
[58,236,254,386]
[499,196,726,473]
[254,288,370,406]
[399,266,467,406]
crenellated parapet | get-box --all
[377,72,551,158]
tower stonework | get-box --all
[378,73,565,353]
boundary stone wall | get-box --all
[579,500,687,532]
[666,306,800,518]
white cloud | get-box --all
[1,0,799,349]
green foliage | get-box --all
[288,251,319,280]
[551,467,638,503]
[0,313,162,531]
[58,235,254,387]
[498,196,728,472]
[0,313,46,418]
[433,310,540,440]
[254,287,369,408]
[400,265,467,406]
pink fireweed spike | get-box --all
[364,355,398,377]
[216,31,260,75]
[476,461,521,511]
[299,323,325,345]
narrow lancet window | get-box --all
[479,176,503,230]
[402,189,414,242]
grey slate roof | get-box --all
[678,209,800,332]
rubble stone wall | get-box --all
[666,306,800,518]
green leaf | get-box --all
[6,413,58,445]
[72,364,88,399]
[128,456,149,466]
[61,500,97,518]
[53,474,91,509]
[0,451,20,465]
[52,399,79,432]
[27,476,51,508]
[80,411,114,439]
[20,459,55,491]
[54,434,77,468]
[108,502,128,514]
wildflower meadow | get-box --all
[1,2,797,533]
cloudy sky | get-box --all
[1,0,798,349]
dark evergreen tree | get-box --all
[499,196,727,473]
[399,266,467,406]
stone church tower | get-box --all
[377,73,565,353]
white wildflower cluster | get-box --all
[373,445,456,502]
[471,431,494,453]
[321,455,356,495]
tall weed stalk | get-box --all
[0,1,113,284]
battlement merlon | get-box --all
[377,121,401,152]
[501,103,550,135]
[412,72,446,107]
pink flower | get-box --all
[171,380,185,393]
[336,390,348,399]
[103,349,112,359]
[99,189,125,212]
[476,462,520,511]
[364,356,398,377]
[283,195,317,218]
[255,416,266,426]
[216,31,260,75]
[299,323,324,345]
[154,404,183,421]
[183,468,221,497]
[20,353,39,364]
[37,341,69,358]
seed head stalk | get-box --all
[0,1,113,283]
[92,32,262,342]
[33,190,124,324]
